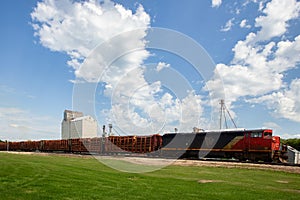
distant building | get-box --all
[287,146,300,164]
[61,110,97,139]
[63,110,83,121]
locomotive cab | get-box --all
[239,129,276,162]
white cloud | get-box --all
[31,0,151,104]
[209,0,300,124]
[209,33,300,108]
[255,0,300,41]
[31,0,150,78]
[156,62,170,72]
[212,0,222,8]
[221,18,234,32]
[104,63,205,134]
[107,89,204,135]
[250,78,300,123]
[31,0,207,135]
[30,0,300,136]
[240,19,251,29]
[0,107,60,141]
[258,1,266,11]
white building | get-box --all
[287,146,300,164]
[61,110,98,139]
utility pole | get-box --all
[220,99,224,129]
[108,124,113,136]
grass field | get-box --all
[0,152,300,200]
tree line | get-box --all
[281,138,300,151]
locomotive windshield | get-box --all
[250,132,262,138]
[263,132,272,138]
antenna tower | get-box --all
[219,99,237,129]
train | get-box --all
[0,128,288,162]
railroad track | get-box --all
[186,157,300,167]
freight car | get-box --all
[0,128,287,162]
[0,135,161,155]
[106,135,161,154]
[0,141,7,151]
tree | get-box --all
[281,138,300,151]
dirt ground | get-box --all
[2,151,300,174]
[173,159,300,174]
[100,155,300,174]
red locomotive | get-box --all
[0,128,287,162]
[161,129,287,162]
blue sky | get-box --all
[0,0,300,140]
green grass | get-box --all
[0,152,300,200]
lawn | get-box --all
[0,152,299,200]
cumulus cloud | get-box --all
[240,19,251,29]
[209,0,300,124]
[107,89,204,135]
[31,0,153,133]
[212,0,222,8]
[31,0,150,78]
[31,0,206,134]
[156,62,170,72]
[258,1,266,12]
[221,18,234,32]
[250,79,300,122]
[255,0,300,41]
[104,62,205,134]
[208,33,300,109]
